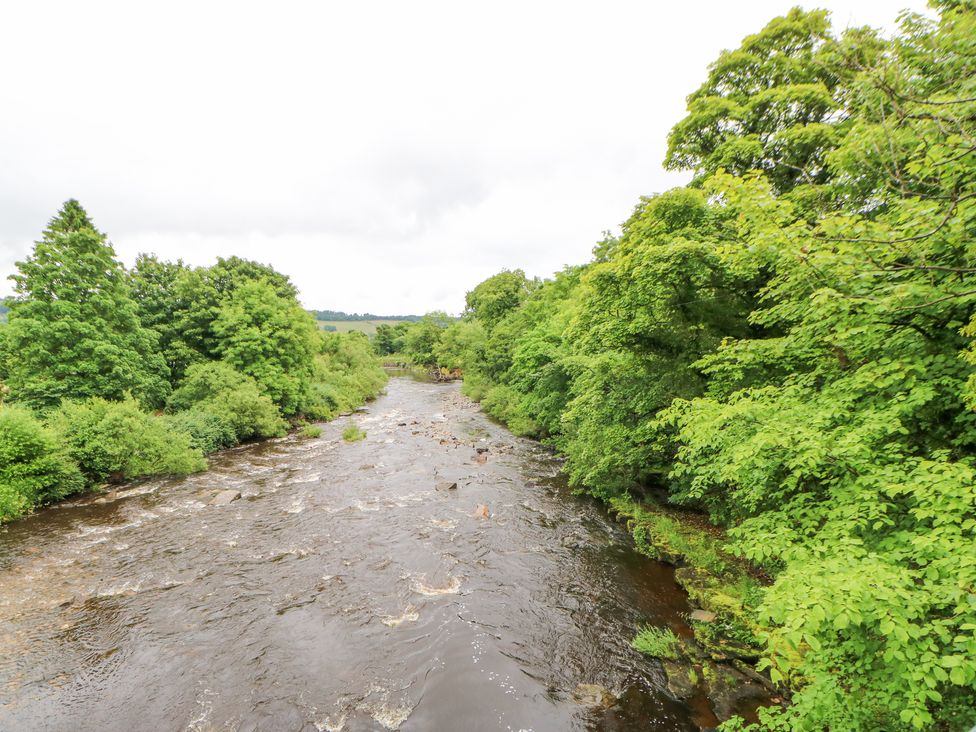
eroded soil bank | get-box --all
[1,377,753,731]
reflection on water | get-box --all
[0,378,719,731]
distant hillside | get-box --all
[315,319,410,336]
[308,309,422,322]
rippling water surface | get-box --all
[0,377,718,731]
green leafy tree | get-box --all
[464,269,536,331]
[432,320,485,371]
[1,200,170,409]
[665,8,883,197]
[129,255,300,381]
[374,322,406,355]
[401,312,453,365]
[310,332,389,418]
[456,4,976,729]
[128,254,201,383]
[212,280,319,415]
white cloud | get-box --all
[0,0,928,313]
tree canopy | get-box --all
[0,200,169,409]
[449,4,976,729]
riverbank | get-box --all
[607,497,782,722]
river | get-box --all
[0,376,723,731]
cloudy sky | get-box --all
[0,0,927,314]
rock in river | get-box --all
[209,490,242,506]
[572,683,616,708]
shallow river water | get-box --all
[0,377,721,731]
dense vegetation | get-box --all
[0,202,386,522]
[398,5,976,730]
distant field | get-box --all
[316,319,405,335]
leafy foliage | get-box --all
[308,332,388,419]
[457,5,976,729]
[167,362,287,442]
[1,201,170,409]
[161,408,238,455]
[0,205,386,522]
[464,269,536,330]
[631,626,681,661]
[49,398,205,485]
[212,279,318,415]
[0,406,84,521]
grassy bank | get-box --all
[608,497,765,664]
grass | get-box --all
[609,496,729,574]
[342,424,366,442]
[299,423,322,438]
[632,626,681,660]
[316,319,406,335]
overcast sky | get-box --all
[0,0,928,314]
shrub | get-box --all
[161,408,237,454]
[299,423,322,438]
[0,406,84,521]
[167,362,286,442]
[306,333,387,418]
[342,424,366,442]
[480,385,540,437]
[49,398,205,484]
[632,626,681,660]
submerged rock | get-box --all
[472,504,491,519]
[572,683,616,708]
[210,490,242,506]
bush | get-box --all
[0,406,84,521]
[49,398,205,484]
[480,385,540,437]
[161,408,237,454]
[306,333,387,418]
[167,362,286,442]
[342,424,366,442]
[631,626,681,660]
[299,423,322,438]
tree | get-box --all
[1,200,170,409]
[128,254,201,383]
[166,361,286,441]
[665,9,883,197]
[374,322,406,355]
[464,269,536,331]
[212,279,318,415]
[128,255,301,382]
[402,312,452,365]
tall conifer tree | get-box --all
[2,200,169,408]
